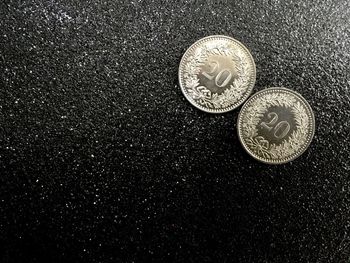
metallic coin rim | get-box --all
[178,35,256,114]
[237,87,315,164]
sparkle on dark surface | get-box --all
[1,0,350,262]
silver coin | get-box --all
[237,88,315,164]
[179,35,256,113]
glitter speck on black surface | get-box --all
[1,0,350,262]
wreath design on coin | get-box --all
[183,44,250,109]
[241,92,310,160]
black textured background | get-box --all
[1,0,350,262]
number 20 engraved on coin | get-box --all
[237,88,315,164]
[179,35,256,113]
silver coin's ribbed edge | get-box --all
[237,87,315,164]
[178,35,256,114]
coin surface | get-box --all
[237,88,315,164]
[179,35,256,113]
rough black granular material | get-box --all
[1,0,349,262]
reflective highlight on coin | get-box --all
[179,35,256,113]
[237,88,315,164]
